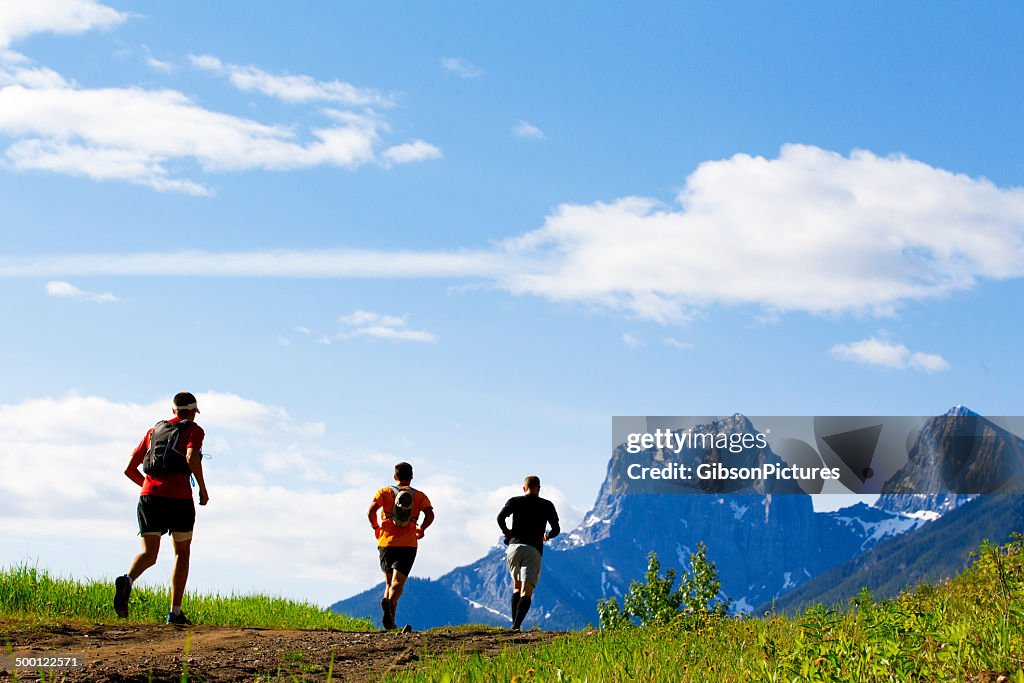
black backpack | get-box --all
[389,486,416,527]
[143,420,193,476]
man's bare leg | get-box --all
[128,535,161,580]
[170,538,191,613]
[116,535,161,618]
[386,570,408,627]
[380,571,396,629]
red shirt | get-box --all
[131,417,204,500]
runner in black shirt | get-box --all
[497,475,560,629]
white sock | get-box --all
[171,605,182,615]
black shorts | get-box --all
[378,546,417,576]
[137,495,195,536]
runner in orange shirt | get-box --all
[367,462,434,630]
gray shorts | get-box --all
[506,543,542,586]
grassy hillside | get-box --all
[768,492,1024,614]
[387,535,1024,682]
[0,564,374,631]
[3,535,1023,681]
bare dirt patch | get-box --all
[0,621,558,682]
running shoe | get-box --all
[380,598,396,630]
[113,575,131,618]
[166,611,192,625]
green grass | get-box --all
[0,564,374,631]
[5,537,1024,681]
[385,536,1024,682]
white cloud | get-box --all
[621,333,643,349]
[188,54,221,71]
[0,50,26,64]
[0,0,125,50]
[0,78,390,193]
[45,279,83,297]
[512,120,545,140]
[44,279,117,303]
[440,57,484,79]
[353,327,436,344]
[381,139,442,165]
[830,337,950,373]
[338,309,437,343]
[0,30,438,193]
[0,248,512,278]
[0,64,69,88]
[830,337,907,368]
[141,46,172,73]
[4,146,1024,322]
[908,351,951,373]
[0,392,520,604]
[500,144,1024,322]
[664,337,694,350]
[189,54,392,107]
[340,310,405,328]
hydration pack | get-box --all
[143,420,193,477]
[389,486,416,527]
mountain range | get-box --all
[331,408,1024,629]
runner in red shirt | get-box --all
[113,392,210,625]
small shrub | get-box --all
[598,542,730,630]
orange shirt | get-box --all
[373,486,432,548]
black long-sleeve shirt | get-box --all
[497,494,560,554]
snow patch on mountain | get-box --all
[467,598,510,622]
[831,506,936,550]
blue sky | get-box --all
[2,1,1024,605]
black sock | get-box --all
[511,593,520,622]
[513,596,531,628]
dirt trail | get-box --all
[0,621,558,682]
